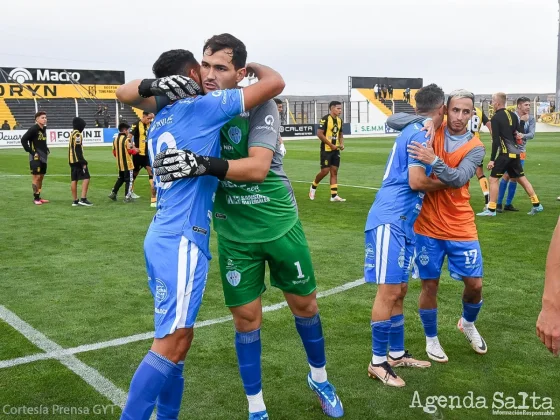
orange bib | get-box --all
[414,127,484,241]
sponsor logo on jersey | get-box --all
[192,226,208,235]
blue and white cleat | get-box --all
[527,204,544,215]
[476,209,496,217]
[249,411,269,420]
[307,373,344,418]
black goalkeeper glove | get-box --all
[138,76,202,100]
[152,148,229,182]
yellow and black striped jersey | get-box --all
[113,133,134,171]
[68,129,85,164]
[318,114,342,152]
[130,120,150,156]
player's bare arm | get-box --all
[537,216,560,356]
[408,166,447,192]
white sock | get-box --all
[371,354,387,365]
[389,350,405,359]
[247,390,266,414]
[462,317,474,328]
[310,365,328,383]
[426,336,439,346]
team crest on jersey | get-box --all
[155,279,168,302]
[228,126,242,144]
[418,247,430,266]
[226,270,241,287]
[398,247,405,268]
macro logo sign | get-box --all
[9,67,32,84]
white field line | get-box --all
[0,174,380,191]
[0,305,127,407]
[0,278,365,370]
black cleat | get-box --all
[504,204,519,212]
[108,192,117,201]
[496,204,503,213]
[79,198,93,207]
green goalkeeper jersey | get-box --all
[213,99,298,243]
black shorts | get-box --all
[133,154,150,172]
[320,150,341,168]
[30,160,47,175]
[491,154,525,179]
[70,163,91,181]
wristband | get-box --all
[422,117,432,126]
[138,79,156,98]
[207,157,230,181]
[430,156,439,166]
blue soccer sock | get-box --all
[371,320,391,364]
[156,361,185,420]
[120,350,176,420]
[419,309,438,338]
[497,178,508,205]
[235,329,264,413]
[462,300,483,324]
[506,182,518,206]
[388,314,405,359]
[294,313,327,383]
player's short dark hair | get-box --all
[35,111,46,119]
[152,49,199,78]
[142,111,151,116]
[203,33,247,69]
[329,101,342,109]
[517,96,531,105]
[118,122,130,132]
[415,84,445,114]
[273,98,283,105]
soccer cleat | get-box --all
[481,204,488,212]
[504,204,519,212]
[476,209,496,217]
[557,196,560,201]
[124,196,133,203]
[527,204,544,216]
[39,198,50,204]
[307,373,344,418]
[150,202,157,208]
[496,204,503,213]
[309,186,316,200]
[78,198,93,207]
[130,192,141,199]
[367,361,405,387]
[457,318,487,355]
[33,199,42,205]
[330,195,346,202]
[72,200,79,207]
[108,192,117,201]
[388,350,431,368]
[426,337,449,363]
[248,411,269,420]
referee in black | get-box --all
[478,92,543,216]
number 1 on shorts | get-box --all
[294,261,305,279]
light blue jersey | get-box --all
[146,90,244,259]
[365,122,431,240]
[144,89,244,339]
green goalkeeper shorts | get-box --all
[218,220,317,307]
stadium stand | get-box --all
[4,99,142,129]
